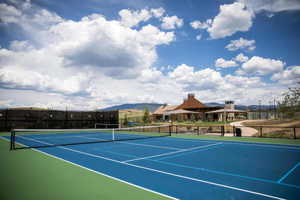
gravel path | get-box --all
[230,120,258,137]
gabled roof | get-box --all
[176,94,206,110]
[153,105,177,115]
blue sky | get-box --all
[0,0,299,110]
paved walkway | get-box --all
[230,120,258,137]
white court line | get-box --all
[11,136,287,200]
[0,136,177,200]
[78,135,181,151]
[122,143,223,163]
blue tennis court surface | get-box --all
[4,132,300,200]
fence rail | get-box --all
[170,125,300,139]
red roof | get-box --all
[176,94,206,110]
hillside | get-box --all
[99,102,274,112]
[98,103,164,112]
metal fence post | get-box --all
[293,127,296,139]
[260,126,263,137]
[221,126,225,136]
[233,126,236,137]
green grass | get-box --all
[0,137,171,200]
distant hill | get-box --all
[99,102,274,112]
[98,103,164,112]
[205,102,274,110]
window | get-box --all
[0,113,3,117]
[88,114,92,118]
[49,114,53,118]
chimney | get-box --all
[187,93,195,99]
[225,100,234,110]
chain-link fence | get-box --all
[0,109,119,131]
[170,124,299,139]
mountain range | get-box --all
[98,103,275,112]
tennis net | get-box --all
[10,124,172,150]
[94,123,120,129]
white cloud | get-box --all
[271,66,300,85]
[196,34,202,40]
[207,2,254,39]
[215,58,238,68]
[119,8,152,27]
[0,2,175,98]
[190,19,212,29]
[225,74,263,88]
[168,64,226,90]
[150,7,165,18]
[161,15,183,30]
[240,0,300,13]
[234,53,249,63]
[225,37,255,51]
[237,56,285,75]
[0,1,292,109]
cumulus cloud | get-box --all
[0,1,291,109]
[225,38,255,51]
[224,74,263,88]
[215,58,238,68]
[190,19,212,29]
[190,0,300,40]
[0,1,63,45]
[207,2,254,39]
[161,15,183,29]
[271,66,300,85]
[150,7,165,18]
[0,1,175,96]
[234,53,249,63]
[240,0,300,13]
[237,56,285,75]
[168,64,226,90]
[118,7,166,27]
[119,8,152,27]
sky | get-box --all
[0,0,300,110]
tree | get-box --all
[143,108,150,124]
[278,84,300,118]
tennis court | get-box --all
[3,126,300,200]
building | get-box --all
[152,94,221,121]
[205,101,247,121]
[152,104,177,121]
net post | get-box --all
[112,129,115,141]
[158,126,161,133]
[168,125,172,136]
[10,130,15,151]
